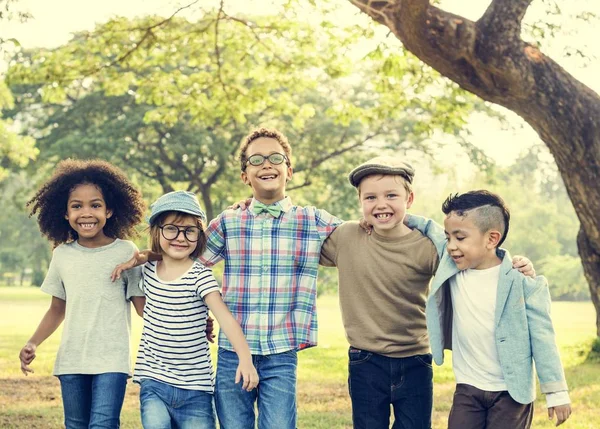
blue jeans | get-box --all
[215,348,297,429]
[348,347,433,429]
[58,372,128,429]
[139,378,216,429]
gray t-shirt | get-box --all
[41,239,143,376]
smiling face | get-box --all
[158,213,199,262]
[65,183,113,247]
[241,137,293,204]
[359,174,414,238]
[444,211,501,270]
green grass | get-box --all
[1,286,598,428]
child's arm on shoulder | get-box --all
[199,215,227,267]
[404,214,446,256]
[204,292,258,391]
[111,250,160,281]
[524,275,571,424]
[314,208,343,243]
[19,296,66,375]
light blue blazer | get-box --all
[407,214,568,404]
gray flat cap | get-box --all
[348,156,415,188]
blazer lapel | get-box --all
[494,250,514,327]
[430,252,459,297]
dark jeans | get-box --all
[448,383,533,429]
[348,347,433,429]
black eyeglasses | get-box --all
[159,224,202,242]
[246,153,288,167]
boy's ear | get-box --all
[286,166,293,182]
[406,191,415,209]
[240,171,251,186]
[487,230,502,248]
[106,209,113,219]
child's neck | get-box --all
[472,253,502,270]
[77,232,115,248]
[254,192,285,205]
[157,256,194,282]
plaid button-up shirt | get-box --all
[200,197,342,355]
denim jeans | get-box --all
[58,372,128,429]
[215,348,297,429]
[348,347,433,429]
[139,378,216,429]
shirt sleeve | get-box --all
[524,275,569,394]
[314,208,343,243]
[195,266,221,298]
[199,214,226,267]
[546,391,570,408]
[319,226,341,267]
[40,248,66,300]
[124,265,144,300]
[123,243,144,300]
[405,214,447,258]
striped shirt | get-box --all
[133,260,219,391]
[201,196,342,355]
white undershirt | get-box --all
[450,265,507,392]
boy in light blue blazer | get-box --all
[407,190,571,429]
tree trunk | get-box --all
[348,0,600,333]
[199,186,214,224]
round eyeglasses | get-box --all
[159,224,202,242]
[246,153,288,167]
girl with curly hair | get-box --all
[18,158,146,429]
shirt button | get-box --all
[262,266,269,273]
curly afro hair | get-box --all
[27,159,146,246]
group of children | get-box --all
[18,127,572,429]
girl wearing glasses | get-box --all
[135,190,258,428]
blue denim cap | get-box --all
[348,156,415,188]
[148,190,206,225]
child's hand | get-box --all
[235,359,259,392]
[548,403,571,426]
[227,198,252,210]
[206,315,216,343]
[19,342,37,376]
[111,250,149,281]
[512,255,535,278]
[358,218,372,235]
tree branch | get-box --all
[479,0,534,36]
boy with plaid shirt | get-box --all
[200,128,341,429]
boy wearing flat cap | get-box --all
[320,156,534,429]
[320,156,438,429]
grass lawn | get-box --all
[0,286,598,428]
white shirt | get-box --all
[450,265,507,392]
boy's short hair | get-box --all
[239,127,292,171]
[348,156,415,194]
[149,211,207,259]
[442,190,510,247]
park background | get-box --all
[0,0,599,427]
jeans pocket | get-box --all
[415,353,433,368]
[348,347,372,365]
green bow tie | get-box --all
[253,201,283,218]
